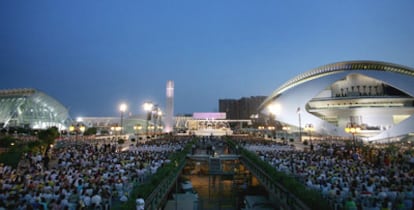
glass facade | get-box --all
[0,88,70,130]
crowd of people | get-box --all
[0,137,190,209]
[1,134,414,210]
[237,139,414,210]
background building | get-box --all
[0,88,71,130]
[219,96,267,129]
[219,96,266,120]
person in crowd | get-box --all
[236,137,414,210]
[0,137,190,209]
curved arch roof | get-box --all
[260,60,414,110]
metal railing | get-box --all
[144,160,186,210]
[240,156,310,210]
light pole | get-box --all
[345,123,361,153]
[151,105,159,134]
[69,124,85,143]
[133,124,142,138]
[119,103,127,135]
[156,108,162,134]
[148,125,155,134]
[304,123,314,146]
[258,125,265,138]
[143,102,154,137]
[297,107,302,142]
[111,124,122,152]
[267,103,280,140]
[267,126,275,139]
[110,126,115,147]
[79,125,85,142]
[69,124,75,141]
[282,125,290,144]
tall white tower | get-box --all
[164,80,174,133]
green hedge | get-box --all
[228,138,331,210]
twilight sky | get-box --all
[1,0,414,117]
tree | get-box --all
[37,127,59,145]
[84,127,97,136]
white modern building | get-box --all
[260,60,414,142]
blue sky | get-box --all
[1,0,414,117]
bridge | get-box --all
[186,153,240,161]
[185,140,310,210]
[144,140,312,210]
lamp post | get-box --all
[143,102,154,137]
[115,125,121,149]
[69,125,75,141]
[297,107,302,143]
[79,125,85,142]
[69,124,85,143]
[258,125,265,138]
[156,108,162,134]
[148,125,155,134]
[345,123,361,153]
[110,126,115,147]
[110,124,122,149]
[150,105,163,135]
[119,103,127,135]
[304,123,314,146]
[267,126,275,139]
[267,103,280,140]
[133,124,142,138]
[282,126,290,144]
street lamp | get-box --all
[79,125,85,142]
[119,103,127,135]
[257,126,265,138]
[143,102,154,137]
[267,126,275,139]
[151,105,160,134]
[69,125,75,133]
[133,124,142,136]
[297,107,302,143]
[345,123,361,152]
[110,126,116,147]
[111,124,122,152]
[155,108,163,134]
[69,124,85,143]
[115,126,122,133]
[267,103,280,136]
[282,125,290,144]
[304,124,314,146]
[69,125,75,141]
[148,125,155,133]
[157,125,163,133]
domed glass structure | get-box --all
[0,88,70,130]
[260,61,414,142]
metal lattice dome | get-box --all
[0,88,70,130]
